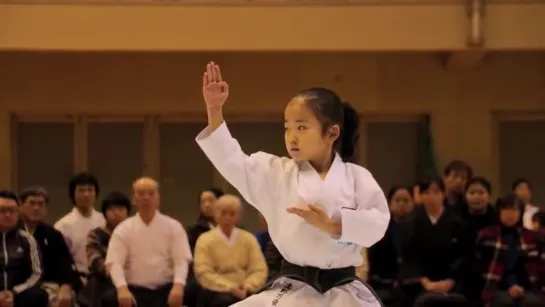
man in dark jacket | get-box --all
[18,187,80,307]
[0,190,48,307]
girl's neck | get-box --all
[309,150,335,173]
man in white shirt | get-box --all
[55,173,106,283]
[103,177,192,307]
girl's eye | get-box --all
[298,126,306,131]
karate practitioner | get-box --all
[196,63,390,306]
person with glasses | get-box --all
[0,190,48,307]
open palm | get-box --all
[202,62,229,109]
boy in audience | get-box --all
[400,177,467,307]
[18,187,79,307]
[477,195,544,307]
[443,160,473,216]
[78,191,131,307]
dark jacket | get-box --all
[20,221,77,287]
[0,227,42,294]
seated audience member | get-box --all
[532,211,545,253]
[194,194,267,307]
[443,160,473,216]
[78,191,131,307]
[185,188,224,307]
[477,195,544,307]
[532,211,545,236]
[55,173,105,279]
[18,187,79,307]
[512,178,540,230]
[400,178,467,307]
[458,177,497,305]
[103,177,191,307]
[255,213,283,282]
[0,190,48,307]
[368,185,414,306]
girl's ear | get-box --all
[328,124,341,142]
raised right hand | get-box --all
[117,287,134,307]
[203,62,229,110]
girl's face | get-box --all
[389,189,414,218]
[284,98,339,163]
[200,191,217,217]
[500,208,521,227]
[465,183,489,210]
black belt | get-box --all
[269,261,358,294]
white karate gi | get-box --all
[196,122,390,307]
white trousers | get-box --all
[230,278,382,307]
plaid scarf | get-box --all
[476,225,545,305]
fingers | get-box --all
[215,64,223,82]
[206,63,214,84]
[308,204,322,213]
[205,62,223,84]
[203,72,208,87]
[286,207,309,217]
[220,82,229,94]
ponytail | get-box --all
[340,102,359,163]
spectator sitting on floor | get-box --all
[78,191,131,307]
[477,194,544,307]
[0,190,49,307]
[18,187,79,307]
[194,194,267,307]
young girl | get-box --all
[196,62,390,306]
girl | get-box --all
[196,62,390,306]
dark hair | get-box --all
[465,176,492,194]
[495,194,525,212]
[20,186,49,204]
[200,188,224,200]
[101,191,131,216]
[0,190,19,205]
[69,172,100,205]
[511,178,532,191]
[418,176,445,193]
[532,211,545,227]
[297,87,360,163]
[387,185,413,203]
[443,160,473,179]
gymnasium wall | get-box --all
[0,52,544,229]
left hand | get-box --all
[57,285,73,307]
[167,285,184,307]
[287,204,332,232]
